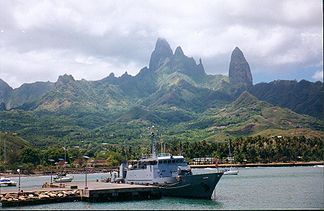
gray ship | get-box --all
[122,127,224,199]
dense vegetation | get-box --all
[0,91,323,172]
[0,131,323,172]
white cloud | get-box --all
[0,0,322,88]
[0,48,142,88]
[312,70,323,81]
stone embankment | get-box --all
[0,189,80,207]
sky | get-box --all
[0,0,323,88]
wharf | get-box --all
[0,181,161,207]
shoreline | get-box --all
[0,167,117,178]
[190,161,324,168]
[1,161,323,178]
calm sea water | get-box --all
[1,166,323,210]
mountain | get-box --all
[27,38,222,113]
[0,79,13,110]
[36,74,91,111]
[37,74,131,112]
[6,81,54,110]
[149,38,173,71]
[142,79,232,112]
[154,46,207,84]
[1,38,321,118]
[249,80,323,118]
[182,91,323,139]
[0,38,323,148]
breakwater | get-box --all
[0,189,80,207]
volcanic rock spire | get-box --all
[149,38,173,71]
[229,47,253,87]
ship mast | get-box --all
[3,134,6,164]
[150,126,157,158]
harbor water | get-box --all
[1,166,323,210]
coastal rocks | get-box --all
[42,182,65,188]
[0,190,80,206]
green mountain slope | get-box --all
[0,132,30,164]
[142,79,232,112]
[176,91,324,140]
[7,81,54,110]
[249,80,323,118]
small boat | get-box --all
[224,140,239,175]
[53,173,74,183]
[0,177,17,186]
[224,167,239,175]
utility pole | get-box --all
[83,155,90,189]
[3,134,7,163]
[17,169,21,193]
[179,140,182,155]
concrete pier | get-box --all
[79,182,161,202]
[0,181,161,207]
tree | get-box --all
[20,147,41,165]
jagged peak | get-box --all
[231,46,245,58]
[149,38,173,71]
[234,46,241,51]
[197,58,206,75]
[108,72,115,78]
[231,47,246,61]
[121,71,131,78]
[174,46,184,57]
[100,72,118,83]
[56,74,75,84]
[229,46,253,87]
[155,38,171,50]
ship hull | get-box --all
[160,172,223,199]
